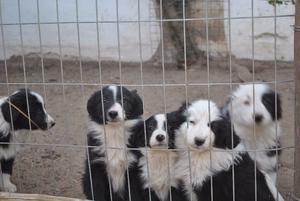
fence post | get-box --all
[294,0,300,198]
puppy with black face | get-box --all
[174,99,283,201]
[0,89,55,192]
[130,111,186,201]
[82,85,143,201]
[222,83,282,183]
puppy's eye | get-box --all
[189,120,195,124]
[207,122,210,127]
[244,100,250,105]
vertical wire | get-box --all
[115,1,133,201]
[55,0,66,194]
[204,1,213,201]
[36,0,47,100]
[36,0,46,193]
[85,0,98,199]
[227,1,236,201]
[273,3,279,201]
[137,0,153,200]
[157,0,171,200]
[181,0,193,199]
[94,1,114,201]
[251,1,258,201]
[75,0,85,197]
[18,0,32,191]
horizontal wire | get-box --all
[0,80,294,87]
[0,14,294,26]
[0,140,294,152]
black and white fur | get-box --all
[174,100,283,201]
[0,89,55,192]
[222,84,282,183]
[131,111,186,201]
[82,85,143,201]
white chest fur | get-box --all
[0,130,29,160]
[139,150,178,201]
[174,144,243,200]
[235,123,280,176]
[89,121,136,193]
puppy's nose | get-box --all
[156,134,165,142]
[194,138,205,146]
[50,121,56,128]
[108,111,118,119]
[255,114,263,123]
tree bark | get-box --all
[154,0,206,69]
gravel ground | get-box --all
[0,55,295,199]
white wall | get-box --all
[224,0,294,61]
[0,0,160,61]
[0,0,294,61]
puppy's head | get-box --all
[228,84,282,128]
[182,100,220,150]
[87,85,143,124]
[180,100,240,151]
[145,114,168,149]
[1,89,55,130]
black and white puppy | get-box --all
[131,111,186,201]
[174,100,283,201]
[0,89,55,192]
[82,85,143,201]
[222,84,282,183]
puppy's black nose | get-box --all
[50,122,56,127]
[108,111,118,119]
[194,138,205,146]
[156,134,165,142]
[255,114,263,123]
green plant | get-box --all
[268,0,295,5]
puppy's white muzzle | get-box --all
[47,114,55,129]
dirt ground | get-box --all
[0,55,295,200]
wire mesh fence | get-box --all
[0,0,297,200]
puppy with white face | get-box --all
[174,99,283,201]
[182,100,221,151]
[131,112,186,201]
[0,89,55,192]
[146,114,169,149]
[87,85,143,124]
[222,84,282,183]
[83,85,144,201]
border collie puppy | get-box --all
[131,112,186,201]
[0,89,55,192]
[222,84,282,183]
[174,100,283,201]
[82,85,143,201]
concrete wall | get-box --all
[0,0,160,62]
[225,0,294,61]
[0,0,295,62]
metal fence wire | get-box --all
[0,0,297,201]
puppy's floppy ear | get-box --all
[87,90,104,124]
[210,118,240,149]
[178,102,190,117]
[129,120,146,147]
[131,90,143,117]
[1,101,20,123]
[167,105,187,131]
[262,91,282,121]
[131,89,138,94]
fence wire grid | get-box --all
[0,0,297,201]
